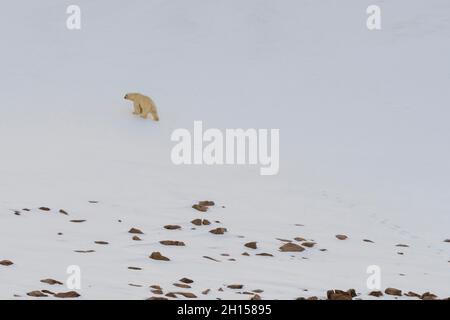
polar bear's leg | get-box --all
[133,102,142,115]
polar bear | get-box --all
[124,93,160,121]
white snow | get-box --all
[0,0,449,300]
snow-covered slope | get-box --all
[0,0,449,300]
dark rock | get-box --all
[149,252,170,261]
[40,279,63,285]
[279,243,304,252]
[128,227,143,234]
[159,240,185,246]
[385,288,402,296]
[210,228,227,235]
[244,242,257,249]
[54,291,81,298]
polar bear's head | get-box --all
[124,93,139,101]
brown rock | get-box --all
[27,291,48,297]
[301,242,316,248]
[165,292,177,298]
[169,292,197,299]
[39,207,51,211]
[148,296,168,300]
[294,237,306,242]
[0,260,13,266]
[149,252,170,261]
[164,225,181,230]
[363,239,374,243]
[173,283,191,289]
[199,201,215,206]
[151,289,163,295]
[443,239,450,243]
[203,256,220,262]
[132,236,142,241]
[327,290,353,300]
[192,204,208,212]
[203,219,211,225]
[369,291,383,297]
[74,250,95,253]
[307,296,319,300]
[191,219,202,226]
[228,284,244,289]
[95,241,109,245]
[128,227,143,234]
[150,285,162,290]
[404,291,421,298]
[242,252,250,256]
[251,294,262,300]
[41,290,55,295]
[128,267,142,271]
[256,253,274,257]
[244,242,257,249]
[396,244,409,247]
[210,228,227,235]
[335,234,348,240]
[40,279,63,285]
[179,278,194,284]
[279,243,305,252]
[54,291,81,298]
[70,220,86,223]
[159,240,185,246]
[385,287,402,296]
[59,209,69,215]
[253,289,264,293]
[202,289,211,295]
[277,238,292,242]
[421,292,438,300]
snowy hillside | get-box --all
[0,0,449,300]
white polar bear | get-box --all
[124,93,160,121]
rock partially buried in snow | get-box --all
[39,207,51,211]
[384,288,402,296]
[40,278,63,285]
[54,291,81,298]
[59,209,69,215]
[164,225,181,230]
[192,204,208,212]
[421,292,438,300]
[369,291,383,297]
[279,243,305,252]
[301,242,316,248]
[0,260,14,266]
[159,240,185,246]
[199,201,215,206]
[132,236,142,241]
[210,228,227,235]
[70,220,86,223]
[128,227,144,234]
[244,242,257,249]
[173,283,191,289]
[327,289,355,300]
[443,239,450,243]
[150,252,170,261]
[95,241,109,245]
[228,284,244,289]
[256,253,274,257]
[335,234,348,240]
[179,278,194,284]
[166,292,197,299]
[27,291,48,298]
